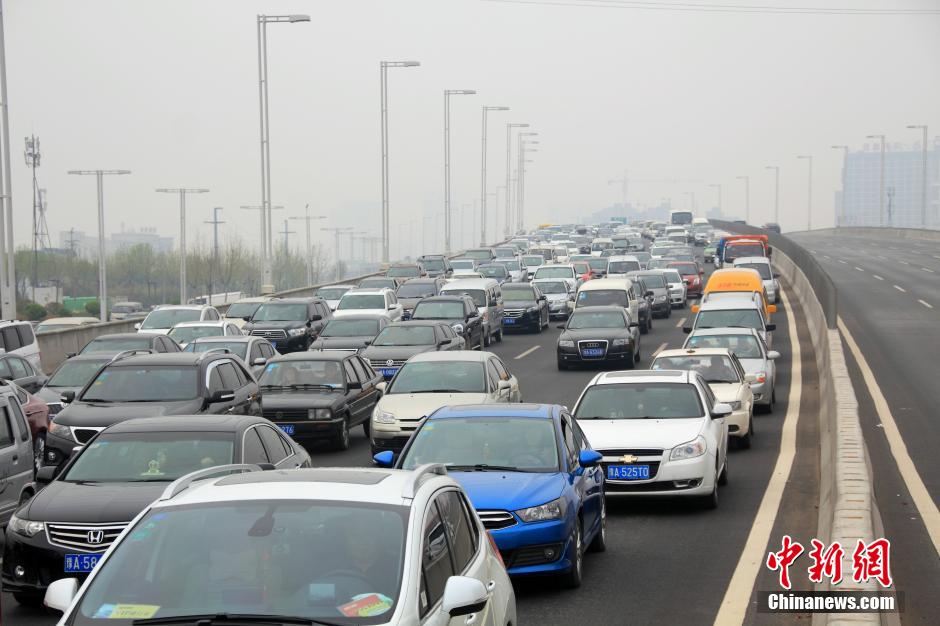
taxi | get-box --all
[692,268,777,320]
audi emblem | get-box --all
[87,530,105,545]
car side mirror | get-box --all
[767,350,780,360]
[497,380,511,391]
[699,269,705,275]
[242,316,252,322]
[539,295,547,301]
[252,357,267,366]
[765,323,776,332]
[66,352,77,359]
[44,577,79,614]
[629,322,639,328]
[133,323,141,330]
[578,449,602,468]
[310,314,323,322]
[387,304,397,310]
[556,324,566,329]
[437,339,449,347]
[442,576,489,618]
[373,450,395,468]
[682,326,692,334]
[768,304,778,314]
[60,390,76,404]
[36,465,58,486]
[209,389,235,403]
[711,402,733,419]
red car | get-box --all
[669,261,705,298]
[571,261,593,283]
[6,380,50,470]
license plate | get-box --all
[379,368,399,378]
[278,424,295,435]
[65,553,101,573]
[270,341,277,348]
[581,348,604,357]
[607,465,650,480]
[503,318,516,325]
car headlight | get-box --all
[451,323,464,334]
[558,339,574,348]
[308,408,332,420]
[655,296,667,302]
[288,327,307,337]
[48,421,74,441]
[611,338,629,347]
[515,498,565,523]
[8,513,44,538]
[670,435,707,461]
[727,401,742,410]
[526,307,539,313]
[373,409,396,424]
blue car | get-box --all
[375,403,605,587]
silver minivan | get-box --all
[0,381,35,524]
[441,278,505,346]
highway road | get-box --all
[793,230,940,623]
[1,255,824,625]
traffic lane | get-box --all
[802,233,940,270]
[494,289,803,624]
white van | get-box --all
[0,321,41,372]
[440,278,504,346]
[574,278,640,324]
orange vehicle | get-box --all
[692,267,777,319]
[717,234,771,267]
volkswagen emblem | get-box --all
[87,530,105,545]
[620,454,638,464]
[275,411,283,419]
[386,359,394,367]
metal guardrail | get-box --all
[709,220,837,329]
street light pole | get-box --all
[156,188,209,304]
[0,0,15,319]
[505,123,529,238]
[708,184,722,213]
[866,134,886,226]
[290,205,326,286]
[380,60,420,264]
[516,133,538,232]
[68,170,131,321]
[204,207,224,302]
[829,148,848,227]
[797,155,813,231]
[765,166,780,225]
[480,106,509,245]
[736,176,750,224]
[907,125,928,227]
[443,89,475,254]
[322,226,353,279]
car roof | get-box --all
[655,347,734,358]
[316,284,357,290]
[90,332,155,341]
[326,313,387,321]
[589,369,695,385]
[579,278,633,290]
[401,278,440,285]
[104,414,260,434]
[440,278,499,289]
[733,257,772,265]
[190,335,256,344]
[570,305,627,314]
[697,298,763,311]
[409,350,489,363]
[688,327,761,337]
[171,320,228,328]
[231,297,270,304]
[387,320,449,328]
[59,353,112,363]
[429,403,558,419]
[607,255,639,262]
[107,352,215,367]
[265,297,322,304]
[416,295,468,302]
[346,288,393,295]
[270,351,351,363]
[153,304,211,311]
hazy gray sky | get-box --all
[6,0,939,255]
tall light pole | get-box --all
[708,183,722,213]
[322,226,353,278]
[765,166,780,225]
[67,170,131,321]
[797,155,813,231]
[0,0,15,320]
[683,191,696,212]
[204,207,224,302]
[443,89,475,254]
[608,170,629,212]
[256,14,309,288]
[380,60,420,264]
[907,125,928,227]
[156,188,209,304]
[517,133,538,232]
[290,204,326,286]
[736,176,750,224]
[241,204,284,260]
[480,106,509,245]
[505,123,529,237]
[829,148,848,227]
[866,134,886,226]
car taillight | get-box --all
[488,531,505,567]
[755,372,767,383]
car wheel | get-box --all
[33,431,45,473]
[333,415,350,451]
[588,499,607,553]
[562,520,584,588]
[666,306,672,318]
[557,358,568,371]
[640,317,649,335]
[484,330,492,347]
[362,420,371,437]
[718,456,729,486]
[13,592,43,607]
[699,475,719,510]
[634,344,641,363]
[738,417,753,449]
[478,332,486,351]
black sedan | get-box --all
[556,306,641,370]
[258,351,383,451]
[501,283,550,333]
[2,414,310,606]
[360,320,465,379]
[410,295,485,350]
[309,314,389,352]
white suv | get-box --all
[135,305,221,335]
[0,320,41,372]
[44,464,517,626]
[334,288,404,321]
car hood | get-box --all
[360,345,435,361]
[310,336,372,350]
[377,392,490,419]
[577,417,704,450]
[261,391,345,410]
[503,303,539,312]
[708,382,745,402]
[247,320,306,330]
[54,401,199,427]
[398,297,429,310]
[23,480,168,524]
[542,293,569,303]
[334,309,390,319]
[561,328,631,342]
[452,471,567,511]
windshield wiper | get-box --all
[134,613,341,626]
[409,388,466,394]
[448,464,521,472]
[286,383,337,390]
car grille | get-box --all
[72,427,105,444]
[250,329,287,340]
[605,479,700,493]
[370,358,406,368]
[46,522,129,553]
[598,448,663,457]
[577,339,608,358]
[476,510,517,530]
[262,409,309,421]
[503,309,526,319]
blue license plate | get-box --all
[503,318,516,325]
[270,341,277,348]
[65,553,101,573]
[607,465,650,481]
[581,348,604,357]
[379,368,399,378]
[278,424,295,435]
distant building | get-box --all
[837,138,940,229]
[58,227,175,258]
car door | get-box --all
[561,413,598,535]
[699,379,728,466]
[352,357,381,422]
[217,361,249,414]
[342,358,366,423]
[490,357,520,402]
[0,399,32,524]
[10,357,45,393]
[570,415,603,530]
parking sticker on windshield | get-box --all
[338,593,393,617]
[93,604,160,619]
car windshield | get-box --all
[696,309,764,330]
[726,243,765,260]
[494,248,516,257]
[637,274,667,289]
[653,355,740,383]
[608,261,640,274]
[662,270,683,283]
[387,266,419,277]
[587,258,608,270]
[572,262,590,274]
[522,255,544,266]
[260,360,344,389]
[500,259,521,271]
[189,341,249,359]
[737,263,772,280]
[670,263,699,275]
[111,305,138,314]
[535,267,574,279]
[401,417,559,472]
[167,326,225,344]
[451,260,476,269]
[140,309,202,329]
[397,282,437,298]
[82,366,199,402]
[412,301,465,319]
[687,334,763,359]
[320,319,379,337]
[574,383,704,419]
[442,289,485,307]
[252,303,308,321]
[591,242,612,251]
[567,311,626,329]
[373,325,436,346]
[47,359,109,388]
[464,249,493,260]
[422,258,445,271]
[80,337,153,355]
[359,278,397,289]
[337,295,386,310]
[479,265,507,278]
[388,361,484,394]
[225,302,263,318]
[503,288,536,303]
[577,289,628,308]
[534,281,567,295]
[315,287,351,300]
[63,433,236,483]
[74,501,407,625]
[634,252,651,262]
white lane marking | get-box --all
[676,317,687,328]
[513,345,540,360]
[898,260,909,265]
[933,255,940,260]
[715,287,802,624]
[837,259,848,264]
[652,342,668,357]
[873,275,884,281]
[919,299,933,309]
[922,267,935,273]
[838,318,940,556]
[854,266,864,272]
[823,255,831,260]
[894,285,906,293]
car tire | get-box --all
[588,499,607,553]
[640,317,649,335]
[738,416,753,449]
[557,358,568,371]
[634,345,641,363]
[362,420,371,437]
[478,332,486,351]
[13,592,43,607]
[495,327,504,343]
[699,476,719,510]
[718,456,729,486]
[562,520,584,588]
[484,330,492,347]
[333,415,350,451]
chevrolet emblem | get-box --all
[620,454,638,464]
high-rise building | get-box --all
[837,138,940,229]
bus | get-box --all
[669,210,694,226]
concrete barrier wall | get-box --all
[37,319,140,373]
[790,226,940,242]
